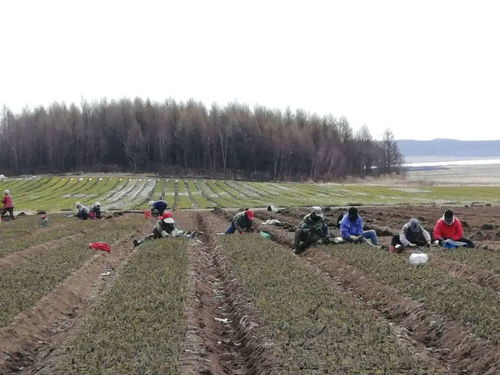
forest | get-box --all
[0,99,402,180]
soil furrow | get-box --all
[0,219,151,374]
[179,212,277,375]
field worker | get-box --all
[133,212,194,246]
[389,218,431,253]
[294,206,331,254]
[149,200,168,216]
[1,190,15,220]
[433,209,475,248]
[75,202,89,220]
[225,209,255,234]
[90,202,102,219]
[340,207,380,246]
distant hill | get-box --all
[397,139,500,158]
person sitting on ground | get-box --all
[75,202,89,220]
[225,209,255,234]
[340,207,380,246]
[133,212,194,246]
[389,218,431,253]
[1,190,15,220]
[149,200,168,216]
[433,209,475,248]
[90,201,102,219]
[294,206,331,255]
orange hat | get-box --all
[246,209,254,220]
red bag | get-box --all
[88,242,111,253]
[144,209,152,219]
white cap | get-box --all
[95,202,101,207]
[3,190,9,195]
[311,206,324,218]
[76,202,81,207]
[163,217,175,224]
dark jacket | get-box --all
[340,214,363,239]
[300,213,329,237]
[232,211,253,232]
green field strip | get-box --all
[40,238,188,374]
[126,178,157,210]
[101,178,137,207]
[13,178,53,199]
[185,180,210,208]
[40,178,100,211]
[28,178,92,211]
[0,178,32,192]
[172,180,179,209]
[83,178,123,208]
[23,177,63,199]
[133,178,161,209]
[215,181,262,207]
[164,180,176,208]
[226,181,260,198]
[105,178,142,209]
[203,181,237,207]
[193,180,217,208]
[219,234,438,373]
[0,215,143,328]
[183,180,200,209]
[25,177,70,203]
[324,245,500,343]
[5,178,46,195]
[96,178,130,206]
[174,180,192,209]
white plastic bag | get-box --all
[409,253,428,266]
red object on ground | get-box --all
[88,211,96,219]
[144,209,152,219]
[88,242,111,253]
[246,209,254,220]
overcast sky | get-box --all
[1,0,499,141]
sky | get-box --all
[0,0,499,141]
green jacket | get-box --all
[300,213,329,237]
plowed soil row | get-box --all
[217,208,500,374]
[178,212,277,375]
[0,216,151,374]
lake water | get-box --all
[404,158,500,168]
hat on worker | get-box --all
[245,209,255,220]
[311,206,324,219]
[408,218,421,233]
[3,190,9,195]
[163,217,175,224]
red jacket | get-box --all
[2,195,14,209]
[433,217,463,241]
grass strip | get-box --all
[44,238,188,375]
[219,235,438,373]
[325,245,500,343]
[0,215,143,328]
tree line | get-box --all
[0,98,403,180]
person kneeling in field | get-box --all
[225,209,255,234]
[89,201,102,219]
[340,207,380,247]
[75,202,89,220]
[294,206,331,255]
[433,209,475,248]
[389,218,431,253]
[133,212,195,247]
[149,200,168,216]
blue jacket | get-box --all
[152,200,168,212]
[340,214,363,239]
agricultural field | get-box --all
[2,175,500,213]
[0,176,499,374]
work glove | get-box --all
[349,235,361,241]
[408,243,417,247]
[161,230,168,237]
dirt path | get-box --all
[0,218,151,374]
[177,211,277,375]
